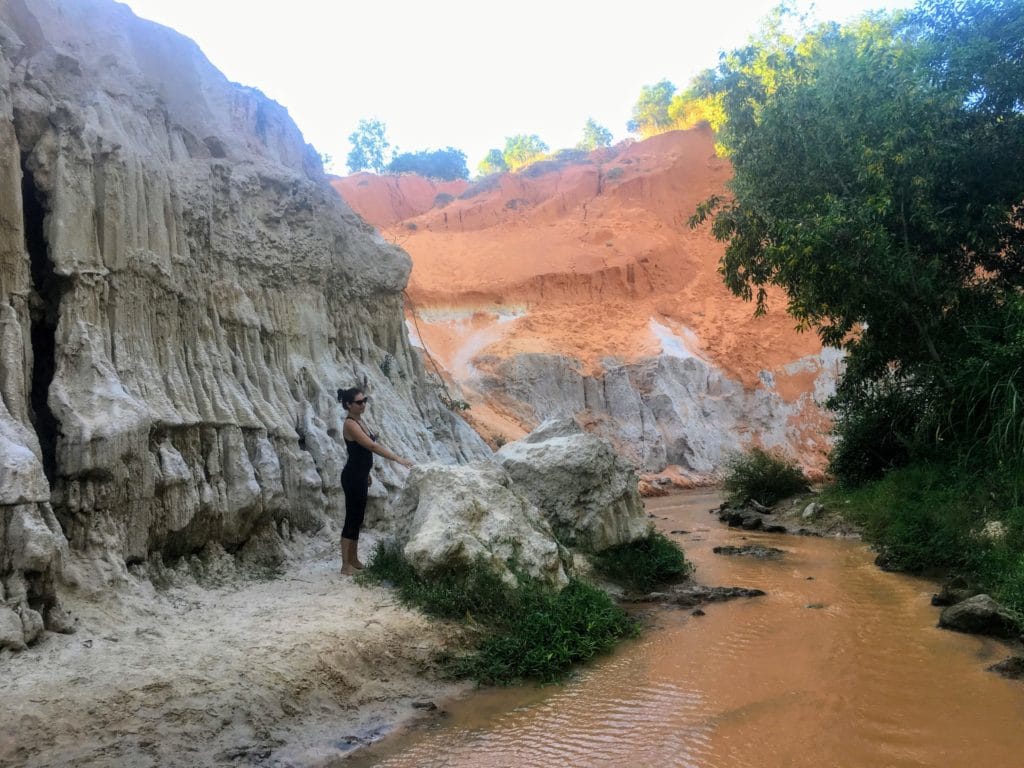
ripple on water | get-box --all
[363,662,717,768]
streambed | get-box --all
[343,489,1024,768]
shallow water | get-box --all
[345,490,1024,768]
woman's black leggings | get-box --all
[341,469,369,540]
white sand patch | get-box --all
[0,529,468,767]
[450,314,521,379]
[648,319,706,362]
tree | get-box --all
[387,147,469,180]
[689,0,1024,480]
[477,148,508,176]
[577,118,613,151]
[502,134,549,171]
[346,118,390,173]
[627,80,677,137]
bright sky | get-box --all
[121,0,915,175]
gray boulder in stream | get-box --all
[496,418,650,553]
[386,461,568,588]
[938,594,1020,638]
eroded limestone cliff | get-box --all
[0,0,487,649]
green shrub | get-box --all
[433,192,455,207]
[521,159,562,178]
[605,166,625,181]
[592,532,692,593]
[360,542,638,684]
[826,377,926,486]
[722,447,810,506]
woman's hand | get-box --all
[399,457,414,469]
[367,475,373,487]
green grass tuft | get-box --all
[592,532,692,593]
[359,542,639,684]
[722,447,810,506]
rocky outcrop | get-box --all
[938,594,1020,639]
[476,351,841,473]
[0,0,488,640]
[386,462,568,587]
[495,418,649,551]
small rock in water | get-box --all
[939,594,1019,638]
[987,657,1024,680]
[719,508,763,529]
[670,585,767,608]
[931,577,980,607]
[764,524,788,534]
[691,609,706,617]
[712,545,785,560]
[806,603,827,609]
[806,576,815,581]
[670,530,690,535]
[412,700,438,710]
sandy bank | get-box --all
[0,529,469,767]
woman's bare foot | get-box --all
[340,564,360,576]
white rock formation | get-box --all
[476,350,842,474]
[0,0,489,640]
[386,462,568,588]
[496,418,650,552]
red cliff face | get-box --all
[333,128,839,480]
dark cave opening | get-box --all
[22,154,64,484]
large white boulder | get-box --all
[387,462,568,588]
[496,418,650,552]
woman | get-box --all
[337,387,413,575]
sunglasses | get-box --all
[352,397,369,405]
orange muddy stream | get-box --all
[344,490,1024,768]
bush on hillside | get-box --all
[386,147,469,180]
[722,447,810,506]
[458,174,501,200]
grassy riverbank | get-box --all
[824,464,1024,620]
[722,447,1024,624]
[359,533,690,685]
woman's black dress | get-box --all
[341,420,375,540]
